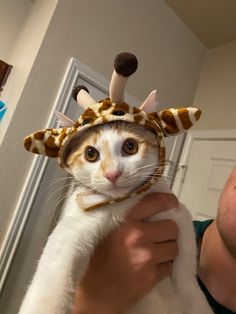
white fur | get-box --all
[18,126,214,314]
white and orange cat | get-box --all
[20,53,214,314]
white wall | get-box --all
[0,0,205,245]
[0,0,58,144]
[193,40,236,130]
[0,0,32,61]
[0,0,58,242]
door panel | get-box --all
[0,66,109,314]
[172,131,236,220]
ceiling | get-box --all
[164,0,236,49]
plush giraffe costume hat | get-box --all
[24,52,201,211]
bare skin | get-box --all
[72,192,179,314]
[199,166,236,312]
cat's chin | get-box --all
[99,185,132,199]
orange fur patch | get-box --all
[101,140,113,173]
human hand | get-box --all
[72,192,179,314]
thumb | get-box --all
[127,192,179,221]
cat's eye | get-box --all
[84,146,99,162]
[122,139,138,155]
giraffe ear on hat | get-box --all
[23,128,69,157]
[55,111,75,127]
[140,90,160,113]
[157,107,202,137]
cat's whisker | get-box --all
[39,176,74,190]
[49,185,82,219]
[49,191,69,218]
[39,176,75,196]
[45,182,80,210]
[135,160,172,170]
[41,175,74,185]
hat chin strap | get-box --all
[76,166,164,212]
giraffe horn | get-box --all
[109,52,138,104]
[72,85,96,109]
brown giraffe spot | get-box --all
[99,99,112,112]
[161,110,179,134]
[81,108,98,125]
[45,135,57,149]
[34,131,45,140]
[148,112,160,122]
[178,108,192,130]
[144,119,157,131]
[194,109,202,121]
[32,147,39,154]
[74,121,81,128]
[133,106,141,114]
[133,115,143,123]
[45,147,59,158]
[112,103,130,114]
[24,136,32,151]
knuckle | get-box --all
[142,249,155,263]
[169,241,179,258]
[162,261,173,276]
[168,220,179,237]
[145,270,158,286]
[159,193,178,209]
[165,261,173,275]
[125,226,145,246]
[134,248,155,265]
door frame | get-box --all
[0,57,139,294]
[172,129,236,198]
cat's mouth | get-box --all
[97,177,150,198]
[87,173,154,199]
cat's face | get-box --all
[66,122,159,198]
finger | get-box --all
[154,261,173,284]
[128,192,179,221]
[139,220,179,243]
[141,261,173,291]
[152,241,179,264]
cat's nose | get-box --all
[104,170,122,184]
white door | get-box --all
[0,59,139,314]
[172,130,236,220]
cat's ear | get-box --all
[72,85,96,109]
[157,107,202,136]
[140,90,159,113]
[55,111,75,127]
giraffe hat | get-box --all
[24,52,201,210]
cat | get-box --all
[19,121,214,314]
[20,52,214,314]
